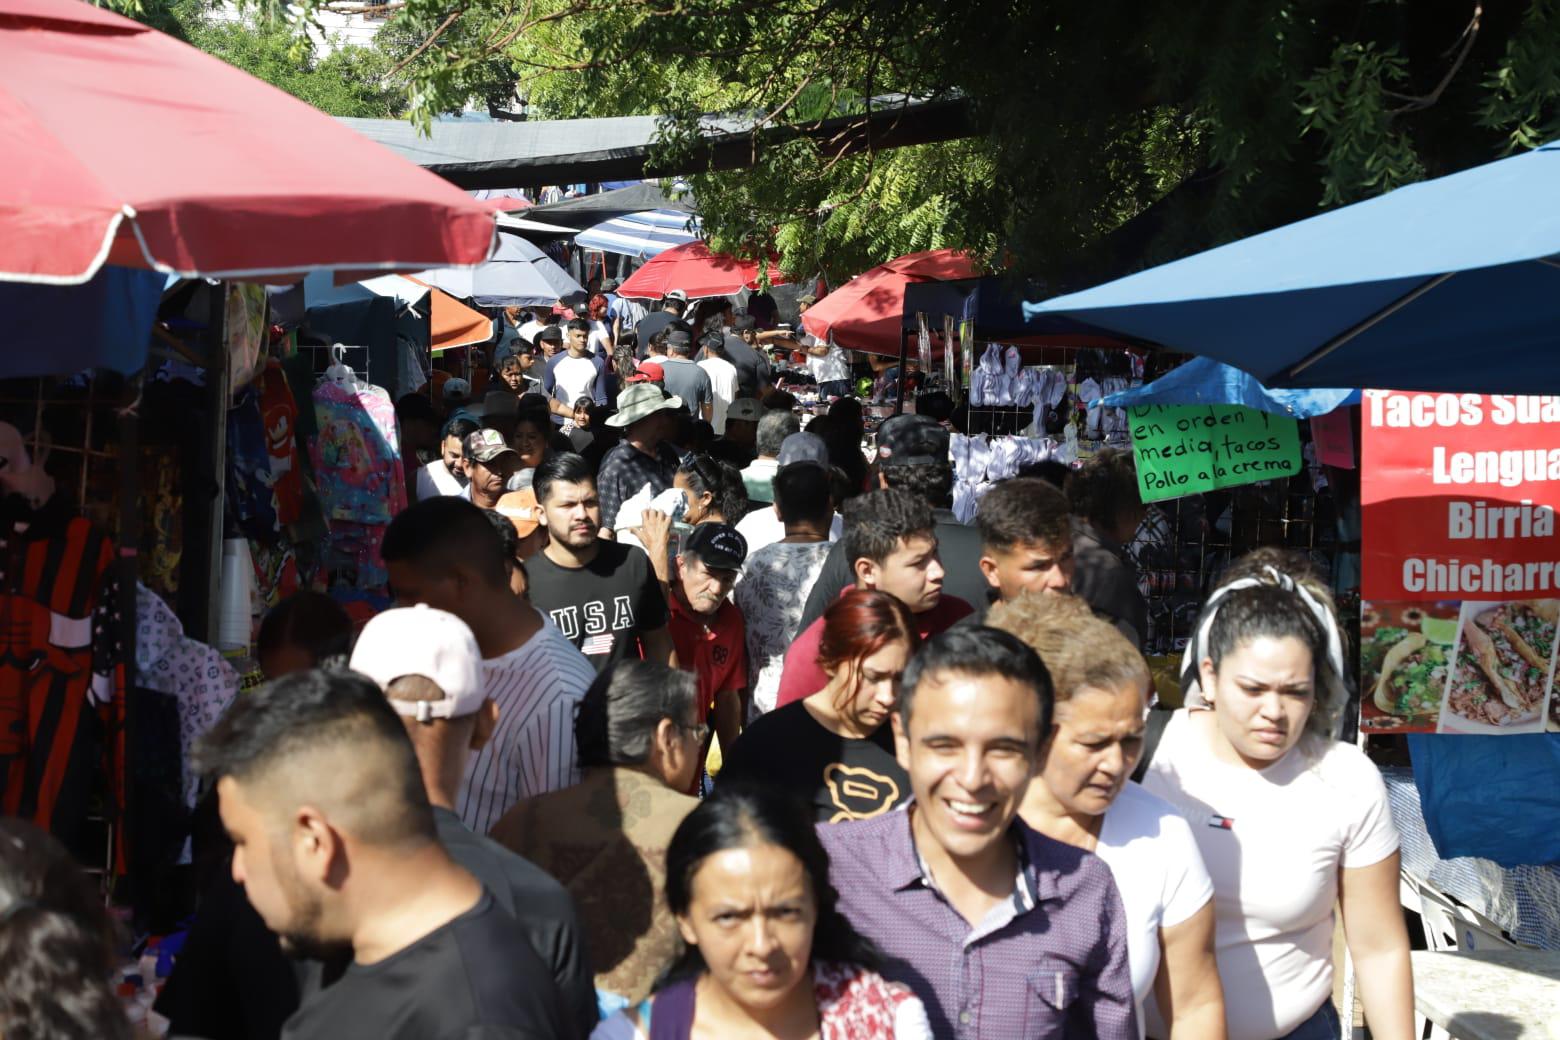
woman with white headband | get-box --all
[1141,550,1413,1040]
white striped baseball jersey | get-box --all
[457,612,596,834]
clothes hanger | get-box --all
[323,343,358,389]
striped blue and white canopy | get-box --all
[574,209,702,259]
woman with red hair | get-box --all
[586,292,614,357]
[719,589,917,823]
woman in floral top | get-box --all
[591,785,931,1040]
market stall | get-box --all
[1026,138,1560,1032]
[0,2,501,1007]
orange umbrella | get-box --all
[407,279,492,353]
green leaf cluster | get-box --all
[107,1,1560,285]
[105,0,406,118]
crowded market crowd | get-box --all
[1,289,1414,1040]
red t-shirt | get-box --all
[668,593,748,722]
[773,593,975,710]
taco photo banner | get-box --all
[1361,390,1560,735]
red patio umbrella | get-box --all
[616,241,787,300]
[0,0,495,285]
[802,249,984,355]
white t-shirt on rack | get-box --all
[1141,710,1399,1040]
[1093,781,1215,1036]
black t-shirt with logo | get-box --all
[526,541,669,673]
[279,892,566,1040]
[718,701,909,823]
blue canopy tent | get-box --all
[573,209,701,259]
[1,265,165,378]
[1097,356,1359,418]
[903,276,1133,347]
[1024,141,1560,392]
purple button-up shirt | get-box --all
[818,806,1137,1040]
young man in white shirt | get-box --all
[696,332,740,434]
[381,497,596,835]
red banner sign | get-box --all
[1361,390,1560,735]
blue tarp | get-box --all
[902,277,1131,345]
[1024,141,1560,392]
[1409,734,1560,867]
[1097,356,1358,418]
[0,265,165,377]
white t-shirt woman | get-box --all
[1094,781,1215,1034]
[1142,710,1399,1039]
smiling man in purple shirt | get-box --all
[818,626,1137,1039]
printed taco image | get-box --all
[1359,600,1459,732]
[1444,600,1557,729]
[1371,632,1449,721]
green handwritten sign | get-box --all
[1128,404,1302,502]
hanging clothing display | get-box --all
[0,496,125,858]
[258,359,304,526]
[310,376,407,527]
[134,584,240,810]
[227,386,281,539]
[309,371,408,592]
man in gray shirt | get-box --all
[659,330,713,422]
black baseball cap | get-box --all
[680,522,747,572]
[876,414,949,467]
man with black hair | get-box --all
[798,413,986,630]
[1066,447,1149,649]
[197,670,570,1040]
[716,310,772,399]
[525,453,677,674]
[542,318,606,428]
[818,626,1137,1040]
[733,433,840,718]
[381,497,595,834]
[775,486,973,709]
[659,329,713,421]
[349,608,598,1039]
[966,476,1075,624]
[633,292,685,360]
[735,429,845,554]
[696,332,739,434]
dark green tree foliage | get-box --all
[112,1,1560,284]
[109,0,406,118]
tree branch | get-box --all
[1387,2,1481,114]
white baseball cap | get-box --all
[350,605,484,722]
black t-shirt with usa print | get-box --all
[526,540,669,673]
